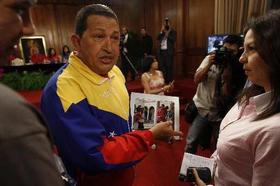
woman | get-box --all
[61,45,71,63]
[46,47,61,63]
[141,55,173,95]
[194,10,280,186]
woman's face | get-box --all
[239,29,271,91]
[63,46,69,53]
[151,59,158,70]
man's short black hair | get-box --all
[75,4,118,37]
[223,34,243,47]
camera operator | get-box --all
[185,35,246,154]
[157,17,177,83]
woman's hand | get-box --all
[163,80,175,93]
[193,168,207,186]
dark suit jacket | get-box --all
[157,28,177,55]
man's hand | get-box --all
[149,121,183,141]
[207,53,216,65]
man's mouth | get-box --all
[100,56,114,64]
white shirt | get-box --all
[213,91,280,186]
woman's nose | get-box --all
[239,51,247,64]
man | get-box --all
[139,27,153,72]
[185,35,246,154]
[41,4,182,186]
[157,17,176,83]
[120,26,137,81]
[140,27,153,57]
[0,0,64,185]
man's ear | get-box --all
[71,34,81,51]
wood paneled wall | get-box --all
[31,0,215,77]
[142,0,215,77]
[31,0,145,56]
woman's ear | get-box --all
[71,34,81,51]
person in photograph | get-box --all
[0,0,64,185]
[27,39,46,64]
[141,55,174,95]
[41,4,182,186]
[28,39,40,59]
[194,9,280,186]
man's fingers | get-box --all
[172,130,183,137]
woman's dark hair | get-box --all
[62,45,70,56]
[75,4,118,37]
[238,9,280,120]
[142,55,156,73]
[47,47,56,57]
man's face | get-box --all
[122,27,127,35]
[0,0,35,64]
[140,28,146,36]
[72,15,120,75]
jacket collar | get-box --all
[68,52,116,85]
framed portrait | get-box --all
[130,92,180,139]
[19,36,47,64]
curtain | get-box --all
[214,0,268,34]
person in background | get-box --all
[139,27,153,72]
[61,45,71,63]
[46,47,61,63]
[194,9,280,186]
[0,0,64,185]
[120,26,137,81]
[157,17,176,83]
[185,35,245,154]
[140,27,153,57]
[41,4,182,186]
[141,55,174,95]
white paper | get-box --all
[130,92,180,139]
[179,153,215,177]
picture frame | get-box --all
[19,36,47,64]
[130,92,180,138]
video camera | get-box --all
[164,17,170,30]
[213,41,235,66]
[178,167,211,184]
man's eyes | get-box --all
[111,35,120,41]
[93,34,120,41]
[94,34,105,39]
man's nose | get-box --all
[103,37,113,51]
